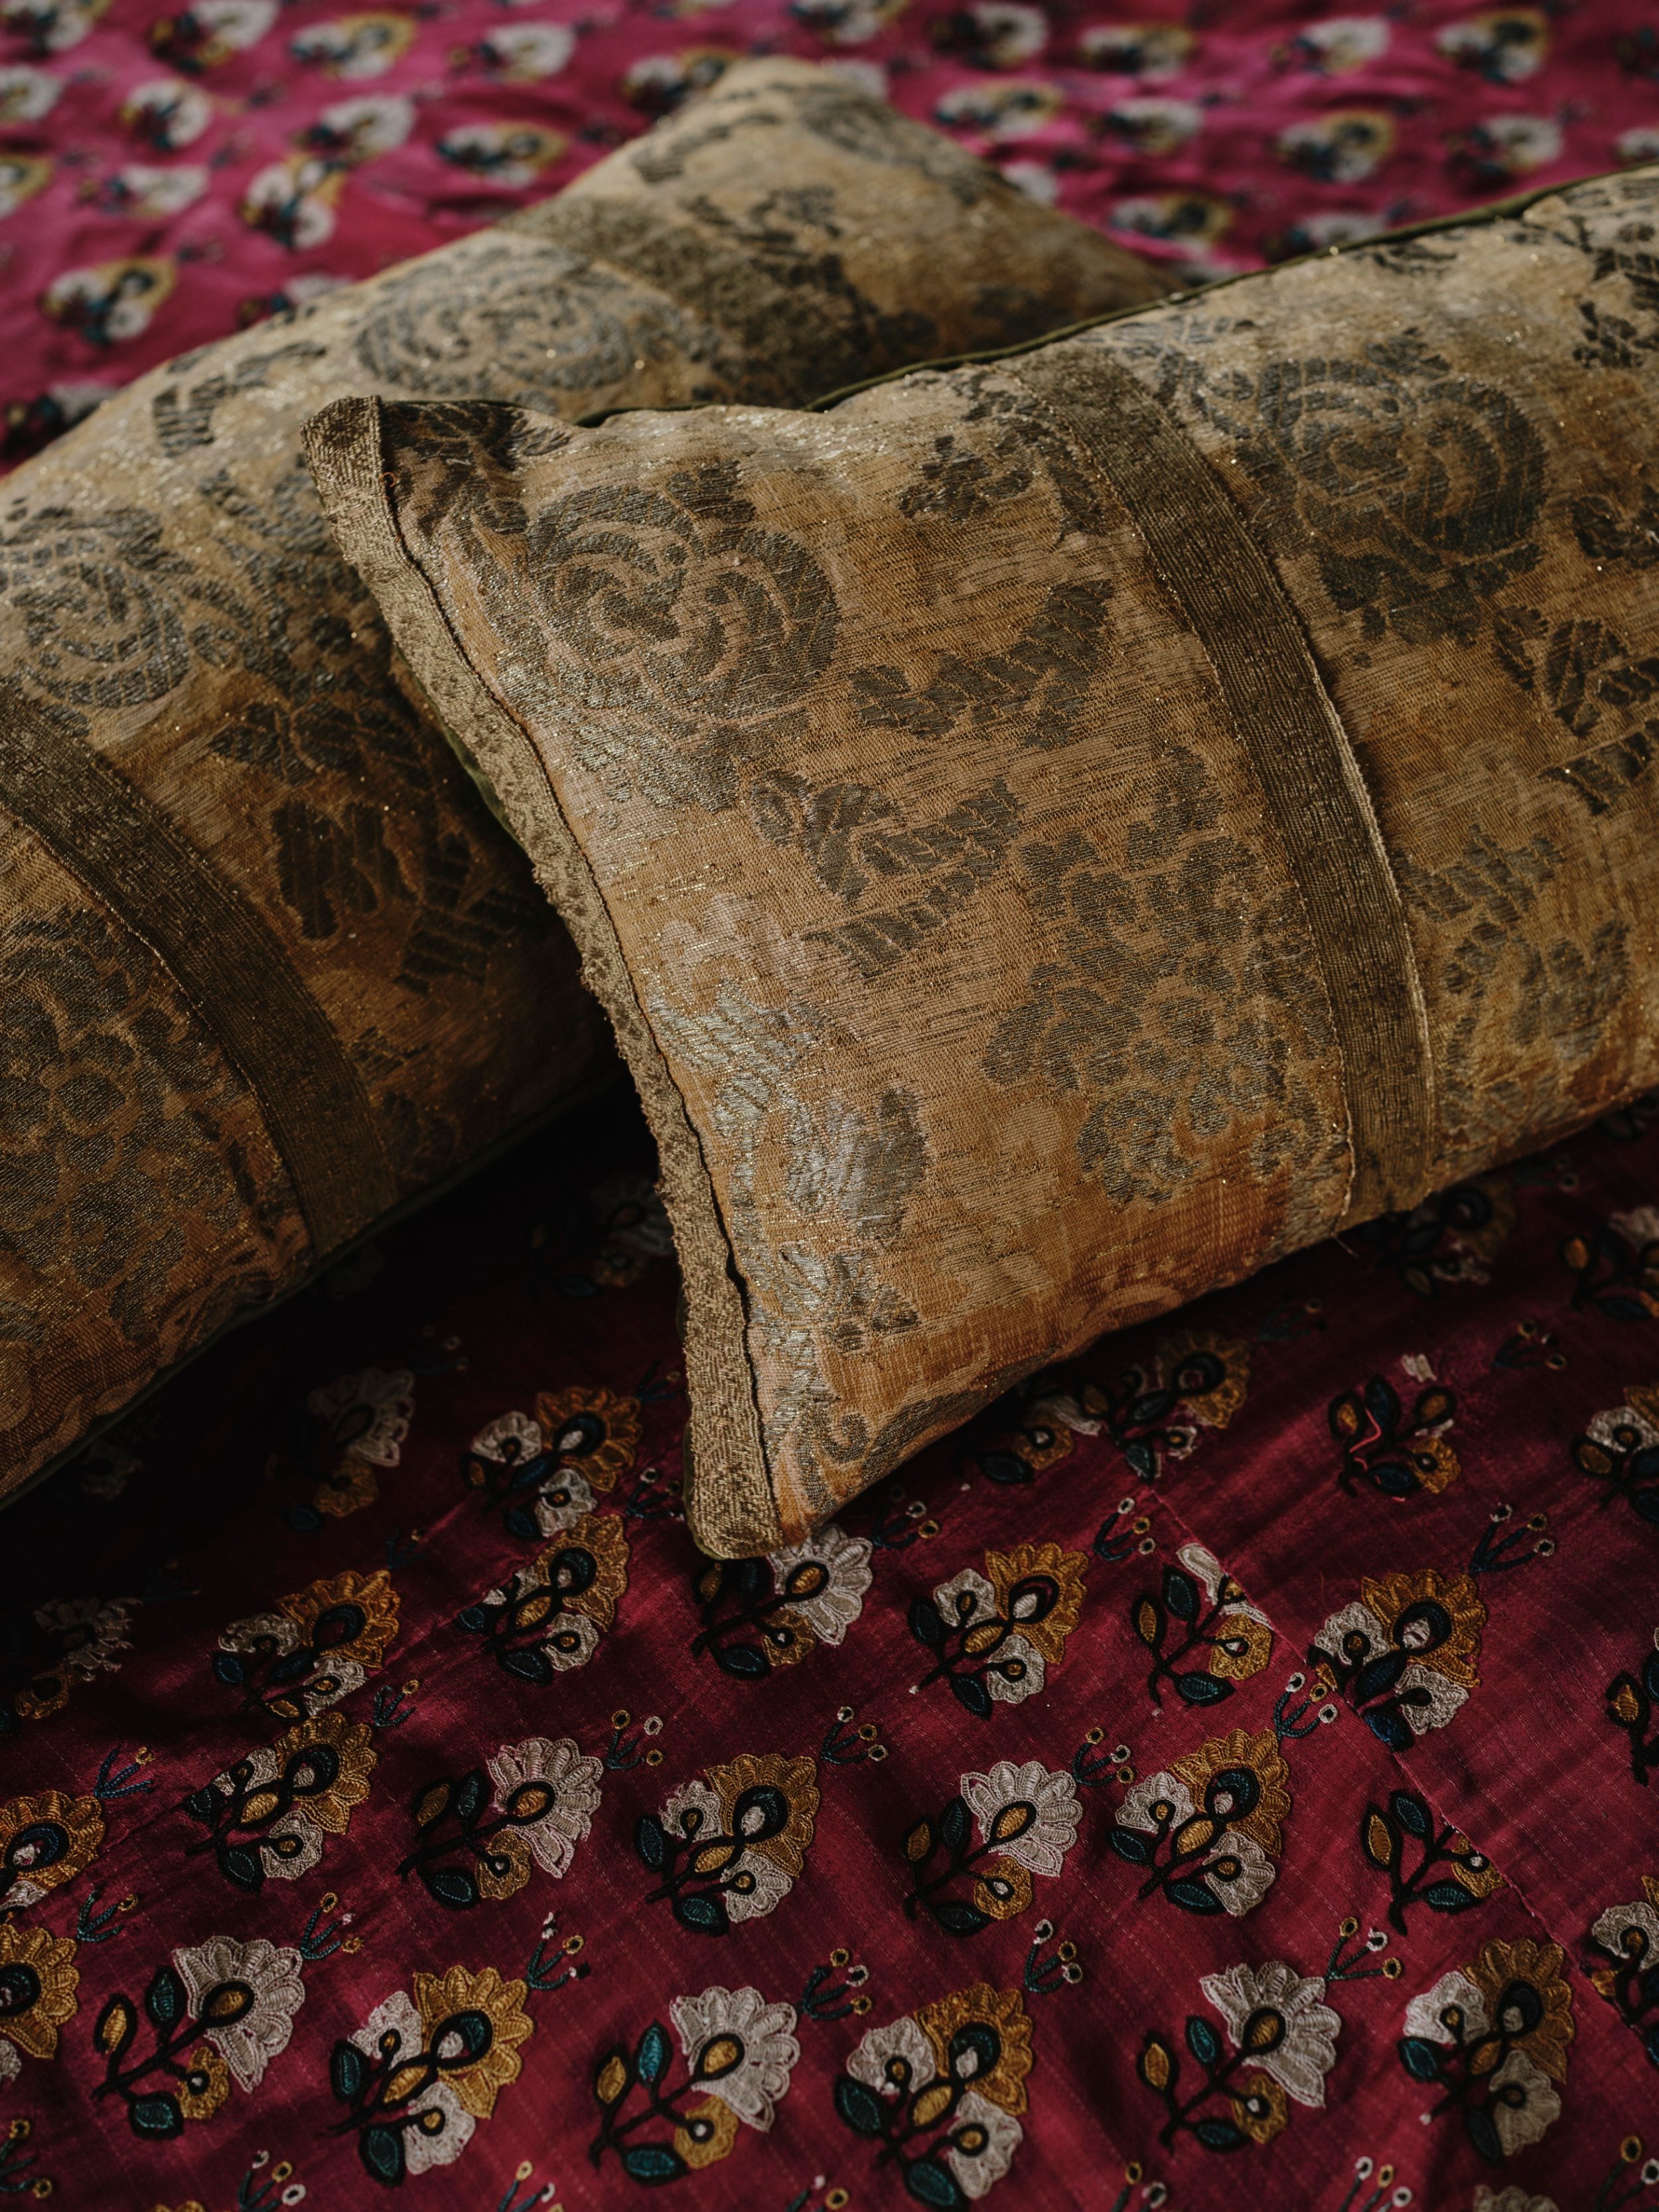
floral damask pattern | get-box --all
[3,1080,1659,2202]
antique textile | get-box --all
[0,1086,1656,2205]
[0,56,1159,1505]
[310,163,1659,1556]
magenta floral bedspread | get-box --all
[3,0,1659,460]
[2,1081,1658,2207]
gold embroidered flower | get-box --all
[0,1789,104,1906]
[916,1985,1034,2118]
[282,1567,401,1672]
[1230,2071,1289,2144]
[0,1922,80,2062]
[708,1755,819,1878]
[672,2093,741,2170]
[265,1710,377,1835]
[314,1456,380,1518]
[413,1966,533,2118]
[1210,1608,1274,1680]
[1171,1729,1293,1856]
[1158,1329,1252,1429]
[1466,1939,1574,2083]
[177,2041,231,2122]
[973,1857,1035,1920]
[985,1544,1088,1664]
[534,1386,642,1491]
[553,1512,630,1631]
[1360,1568,1485,1686]
[1443,1832,1504,1902]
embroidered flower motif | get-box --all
[1330,1372,1460,1499]
[1138,1956,1342,2152]
[0,1922,79,2078]
[348,1992,474,2174]
[216,1567,400,1722]
[459,1514,629,1684]
[175,1936,307,2092]
[486,1736,605,1878]
[7,1595,135,1721]
[1199,1961,1342,2106]
[182,1709,377,1889]
[534,1466,598,1537]
[1398,1937,1573,2160]
[1311,1568,1485,1748]
[1129,1542,1274,1708]
[1588,1870,1659,2063]
[0,1789,104,1908]
[591,1984,800,2180]
[692,1521,874,1679]
[1571,1390,1659,1522]
[402,1735,604,1909]
[1361,1785,1504,1933]
[308,1368,415,1463]
[308,1364,415,1515]
[638,1754,820,1933]
[912,1545,1088,1716]
[836,1985,1033,2199]
[95,1935,305,2136]
[906,1763,1082,1934]
[534,1386,641,1491]
[1110,1728,1291,1917]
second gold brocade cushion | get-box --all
[309,166,1659,1558]
[0,58,1161,1503]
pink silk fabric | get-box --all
[3,0,1658,457]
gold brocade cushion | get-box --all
[309,164,1659,1558]
[0,59,1161,1503]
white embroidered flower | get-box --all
[670,1986,800,2129]
[986,1633,1044,1703]
[662,1777,723,1841]
[350,1991,473,2171]
[1116,1769,1194,1834]
[1591,1896,1659,1960]
[1199,1827,1277,1916]
[1473,2187,1560,2212]
[218,1609,299,1659]
[308,1366,414,1466]
[768,1522,873,1645]
[1613,1205,1659,1249]
[35,1596,133,1677]
[847,2014,936,2098]
[945,2089,1023,2199]
[486,1737,603,1879]
[1488,2048,1560,2153]
[470,1411,542,1465]
[1404,1968,1488,2045]
[1395,1661,1470,1734]
[534,1467,596,1538]
[1198,1960,1341,2107]
[0,2039,17,2085]
[961,1761,1081,1878]
[175,1936,305,2092]
[1313,1599,1389,1668]
[1025,1387,1101,1436]
[1587,1402,1659,1453]
[931,1567,998,1623]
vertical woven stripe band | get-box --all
[1008,341,1437,1226]
[0,680,397,1256]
